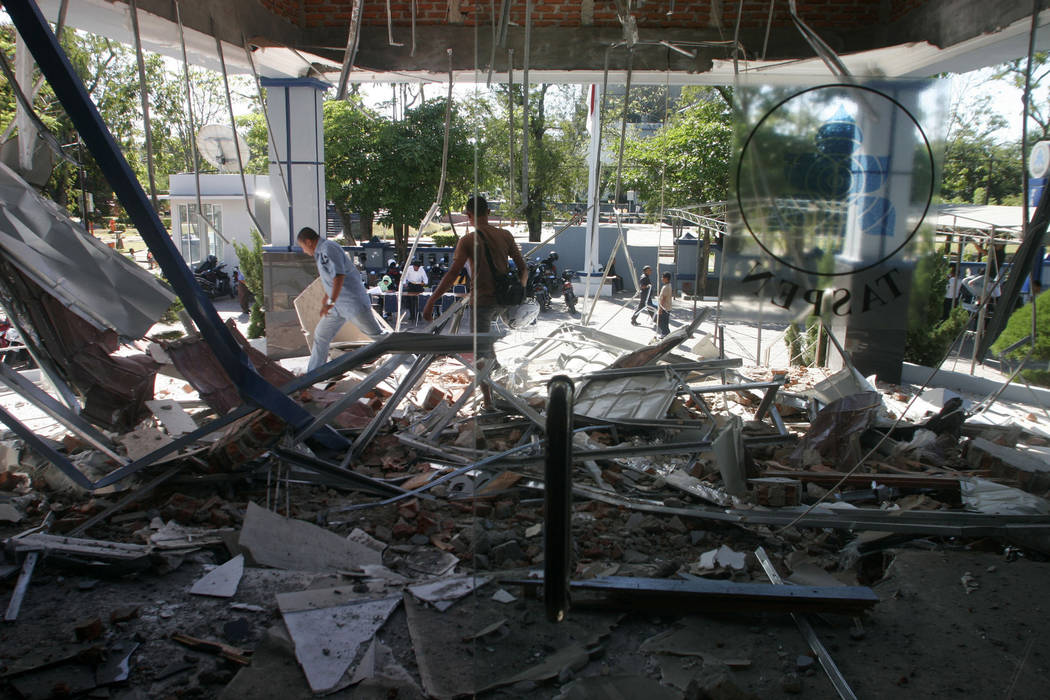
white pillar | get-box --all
[259,77,329,249]
[583,83,602,299]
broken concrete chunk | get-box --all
[694,545,747,574]
[238,502,381,572]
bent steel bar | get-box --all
[3,1,334,443]
[544,375,574,623]
[0,404,92,489]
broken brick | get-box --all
[74,617,104,641]
[392,518,415,539]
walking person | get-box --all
[657,272,673,338]
[630,265,657,325]
[423,195,526,410]
[297,227,383,372]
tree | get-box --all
[994,51,1050,147]
[620,87,733,210]
[323,98,383,242]
[470,83,588,241]
[374,98,473,260]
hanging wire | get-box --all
[520,0,533,214]
[336,0,364,100]
[174,1,228,249]
[761,0,777,61]
[128,0,160,211]
[0,0,67,144]
[0,45,75,165]
[395,50,455,332]
[214,24,270,242]
[242,35,291,207]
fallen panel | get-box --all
[0,161,173,337]
[294,276,381,346]
[504,575,878,615]
[190,554,244,598]
[280,593,400,694]
[238,502,381,572]
[146,399,199,436]
[408,575,491,612]
[574,371,678,422]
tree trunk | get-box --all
[395,223,409,263]
[338,208,359,245]
[525,188,543,242]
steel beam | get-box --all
[3,0,333,444]
[0,363,124,463]
[0,404,92,489]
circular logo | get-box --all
[1029,140,1050,179]
[736,84,935,277]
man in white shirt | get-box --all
[402,259,429,322]
[297,227,383,371]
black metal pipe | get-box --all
[544,375,574,623]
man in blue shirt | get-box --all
[297,227,383,372]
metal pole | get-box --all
[544,375,574,623]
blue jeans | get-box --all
[307,303,383,372]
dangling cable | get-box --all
[395,50,455,332]
[242,35,291,208]
[0,0,67,145]
[128,0,160,211]
[175,1,224,250]
[336,0,364,100]
[215,24,269,242]
[520,0,533,216]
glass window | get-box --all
[176,202,222,264]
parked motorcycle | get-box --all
[560,269,578,314]
[526,256,551,311]
[194,255,233,299]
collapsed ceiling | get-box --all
[32,0,1050,84]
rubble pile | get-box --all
[2,319,1049,699]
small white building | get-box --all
[168,173,271,271]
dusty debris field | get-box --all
[3,311,1050,699]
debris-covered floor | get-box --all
[2,296,1050,699]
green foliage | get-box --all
[991,290,1050,386]
[904,252,962,366]
[323,97,472,255]
[784,316,827,366]
[466,84,589,239]
[233,230,266,339]
[430,232,459,247]
[621,89,732,209]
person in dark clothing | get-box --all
[657,272,673,337]
[630,265,656,325]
